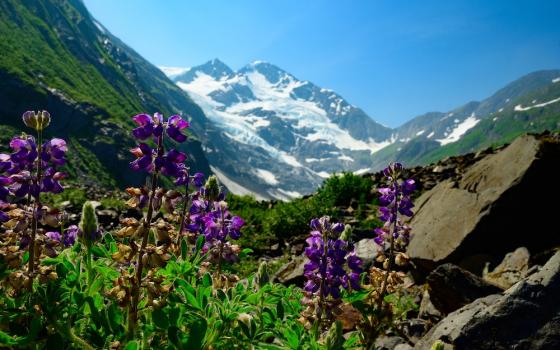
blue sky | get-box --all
[83,0,560,128]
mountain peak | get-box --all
[239,61,292,85]
[198,58,234,79]
[173,58,233,83]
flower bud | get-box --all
[256,261,270,287]
[22,110,51,131]
[339,224,352,241]
[430,340,445,350]
[79,201,100,247]
[324,320,344,350]
[395,252,410,266]
[237,313,253,328]
[205,175,220,202]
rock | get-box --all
[354,238,378,267]
[59,200,72,210]
[374,336,408,350]
[96,209,119,228]
[335,303,362,331]
[415,250,560,350]
[290,243,304,255]
[394,345,414,350]
[407,135,560,274]
[426,263,501,314]
[273,255,306,286]
[483,247,530,289]
[418,290,442,321]
[401,318,430,344]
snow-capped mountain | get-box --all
[161,59,560,200]
[369,69,560,169]
[164,59,393,199]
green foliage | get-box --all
[100,196,127,211]
[42,186,88,208]
[229,172,380,258]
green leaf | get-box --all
[168,326,180,348]
[343,289,369,303]
[195,235,205,253]
[90,245,108,258]
[168,307,180,326]
[152,308,169,329]
[124,340,139,350]
[181,238,188,260]
[185,318,207,350]
[107,303,123,333]
[276,301,285,320]
[0,330,17,346]
[239,248,254,259]
[202,273,212,287]
[21,251,29,265]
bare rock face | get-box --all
[426,264,502,315]
[407,134,560,274]
[273,255,306,286]
[354,238,378,268]
[414,250,560,350]
[483,247,530,289]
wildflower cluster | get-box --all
[0,111,69,291]
[109,112,248,337]
[374,162,415,257]
[300,216,362,329]
[352,162,417,348]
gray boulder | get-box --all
[483,247,530,289]
[354,238,378,268]
[415,250,560,350]
[273,255,306,286]
[426,263,502,314]
[407,135,560,274]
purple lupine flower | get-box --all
[45,231,62,242]
[192,172,204,187]
[374,163,416,251]
[129,113,190,178]
[199,201,245,263]
[166,115,190,143]
[0,132,67,199]
[0,177,12,200]
[303,216,362,301]
[63,225,79,247]
[132,114,156,140]
[156,149,187,177]
[41,138,67,166]
[130,143,154,172]
[41,168,66,194]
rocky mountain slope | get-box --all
[165,59,560,199]
[0,0,211,187]
[171,59,393,200]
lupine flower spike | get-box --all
[374,162,415,308]
[300,216,362,330]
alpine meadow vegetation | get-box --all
[0,110,420,349]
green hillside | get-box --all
[0,0,211,187]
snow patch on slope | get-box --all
[253,169,279,185]
[210,166,266,200]
[514,97,560,111]
[436,115,480,145]
[159,66,190,79]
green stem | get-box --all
[128,134,163,339]
[86,249,94,293]
[59,324,95,350]
[176,181,190,248]
[27,130,43,280]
